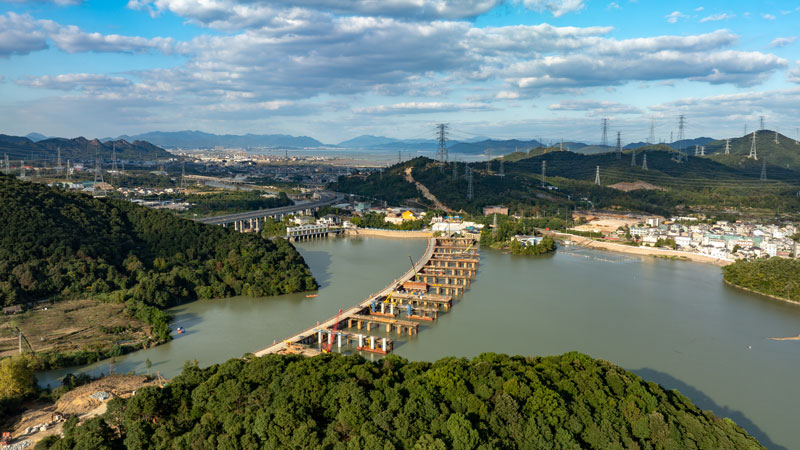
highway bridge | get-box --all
[195,191,344,231]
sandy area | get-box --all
[548,231,734,266]
[4,375,160,446]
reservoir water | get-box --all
[40,237,800,449]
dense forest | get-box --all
[722,257,800,302]
[182,190,293,217]
[0,175,317,343]
[36,352,763,449]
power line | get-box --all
[601,118,609,147]
[541,160,546,187]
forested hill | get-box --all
[723,257,800,302]
[0,134,171,161]
[0,175,316,311]
[331,153,800,216]
[38,352,763,449]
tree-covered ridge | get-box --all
[38,352,763,450]
[0,175,317,339]
[722,257,800,302]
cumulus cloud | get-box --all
[700,13,734,22]
[770,37,797,48]
[789,62,800,83]
[520,0,586,17]
[665,11,687,23]
[548,100,642,115]
[354,101,494,114]
[0,12,48,56]
[0,12,176,56]
[762,13,776,20]
[15,73,132,91]
[127,0,503,24]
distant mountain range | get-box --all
[0,135,171,161]
[103,131,325,149]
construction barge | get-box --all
[254,236,480,357]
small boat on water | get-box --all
[305,294,319,298]
[176,327,185,334]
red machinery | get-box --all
[324,309,343,353]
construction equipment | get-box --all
[324,309,343,353]
[1,431,11,446]
[155,371,167,388]
[408,255,417,280]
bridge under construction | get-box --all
[254,236,479,357]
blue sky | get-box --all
[1,0,799,144]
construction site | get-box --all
[256,236,480,357]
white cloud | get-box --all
[548,100,642,115]
[520,0,586,17]
[0,12,176,56]
[15,73,132,91]
[607,2,619,10]
[665,11,687,23]
[695,6,704,11]
[789,62,800,83]
[0,12,48,57]
[700,13,734,22]
[354,101,494,114]
[769,37,797,48]
[762,13,776,20]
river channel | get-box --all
[40,236,800,449]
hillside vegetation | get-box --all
[723,257,800,302]
[0,175,316,365]
[36,352,763,450]
[331,153,800,217]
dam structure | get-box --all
[254,236,479,357]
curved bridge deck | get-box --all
[254,236,480,357]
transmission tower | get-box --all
[498,158,505,177]
[648,119,655,145]
[631,148,636,167]
[436,123,448,169]
[181,162,186,190]
[66,160,71,180]
[724,138,730,155]
[111,143,118,173]
[775,130,779,144]
[615,131,622,160]
[486,148,492,173]
[541,160,546,187]
[676,115,686,160]
[466,164,473,200]
[760,116,765,130]
[398,151,402,164]
[56,147,62,176]
[760,158,767,181]
[452,161,458,180]
[749,131,758,160]
[601,118,609,147]
[694,144,700,156]
[93,153,105,197]
[20,160,25,178]
[642,152,648,170]
[700,146,705,157]
[594,166,601,186]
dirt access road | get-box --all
[404,167,451,212]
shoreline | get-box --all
[546,231,734,267]
[344,228,432,238]
[721,278,800,307]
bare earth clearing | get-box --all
[0,299,150,358]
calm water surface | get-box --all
[40,238,800,449]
